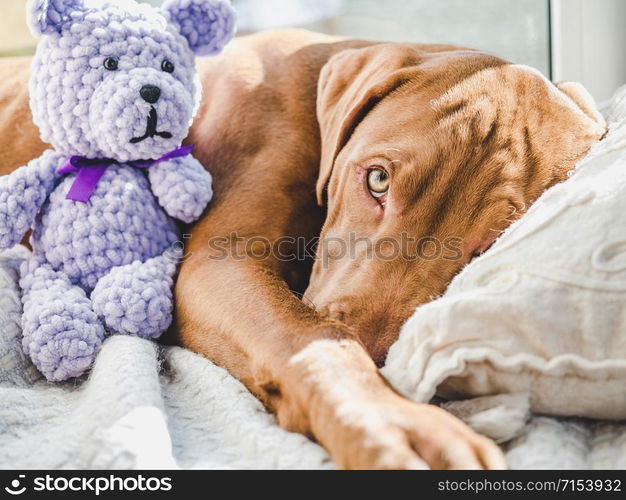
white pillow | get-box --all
[383,86,626,420]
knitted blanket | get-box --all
[1,87,626,470]
[3,261,624,471]
[0,249,331,469]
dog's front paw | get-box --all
[326,395,507,470]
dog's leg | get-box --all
[20,255,105,381]
[175,249,506,470]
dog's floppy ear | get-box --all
[316,44,421,206]
[27,0,84,36]
[162,0,236,56]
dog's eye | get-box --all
[161,59,175,73]
[103,57,119,71]
[367,168,390,198]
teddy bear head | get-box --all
[27,0,236,162]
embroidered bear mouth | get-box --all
[130,107,173,144]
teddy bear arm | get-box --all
[148,155,213,224]
[0,150,63,249]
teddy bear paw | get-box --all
[22,313,105,382]
[91,260,174,339]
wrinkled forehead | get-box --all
[430,64,563,123]
[338,91,441,166]
[343,64,559,164]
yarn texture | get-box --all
[0,0,236,381]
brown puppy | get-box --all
[306,44,606,363]
[0,30,604,469]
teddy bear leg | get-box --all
[20,256,105,381]
[91,249,180,339]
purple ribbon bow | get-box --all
[57,145,194,203]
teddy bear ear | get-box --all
[162,0,237,56]
[27,0,85,36]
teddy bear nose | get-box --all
[140,85,161,104]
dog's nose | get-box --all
[140,85,161,104]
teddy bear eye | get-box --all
[103,57,119,71]
[161,59,175,73]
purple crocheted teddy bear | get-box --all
[0,0,236,381]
